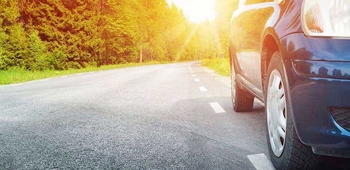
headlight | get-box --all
[302,0,350,38]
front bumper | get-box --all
[289,77,350,155]
[281,33,350,157]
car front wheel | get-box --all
[266,51,320,170]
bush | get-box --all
[27,30,52,70]
[201,58,230,76]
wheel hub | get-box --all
[267,69,287,157]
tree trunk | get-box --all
[139,44,143,63]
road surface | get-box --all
[0,62,348,169]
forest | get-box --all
[0,0,239,71]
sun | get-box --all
[167,0,216,23]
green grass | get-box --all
[201,58,230,77]
[0,62,161,85]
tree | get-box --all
[214,0,239,58]
[23,0,104,69]
[0,0,29,69]
[100,0,139,64]
[0,0,216,71]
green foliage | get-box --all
[0,0,26,69]
[0,0,20,23]
[23,0,104,69]
[0,20,7,69]
[0,0,225,71]
[51,48,68,70]
[201,58,230,77]
[27,30,51,70]
[101,0,139,64]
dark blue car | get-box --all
[229,0,350,169]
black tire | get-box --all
[266,52,320,170]
[231,72,254,112]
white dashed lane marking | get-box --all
[188,64,193,72]
[189,62,272,170]
[209,102,226,113]
[247,154,275,170]
[199,86,207,92]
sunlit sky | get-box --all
[166,0,217,23]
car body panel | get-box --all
[281,33,350,150]
[230,2,278,100]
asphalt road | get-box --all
[0,62,349,170]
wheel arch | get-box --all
[261,31,303,145]
[229,45,242,76]
[261,30,284,94]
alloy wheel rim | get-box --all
[267,69,287,157]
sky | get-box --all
[166,0,217,23]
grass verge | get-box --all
[201,58,230,77]
[0,62,160,85]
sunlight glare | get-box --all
[167,0,216,23]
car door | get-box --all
[233,0,275,95]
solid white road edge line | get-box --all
[247,154,275,170]
[199,86,207,92]
[6,83,24,87]
[209,102,226,113]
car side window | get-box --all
[244,0,273,5]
